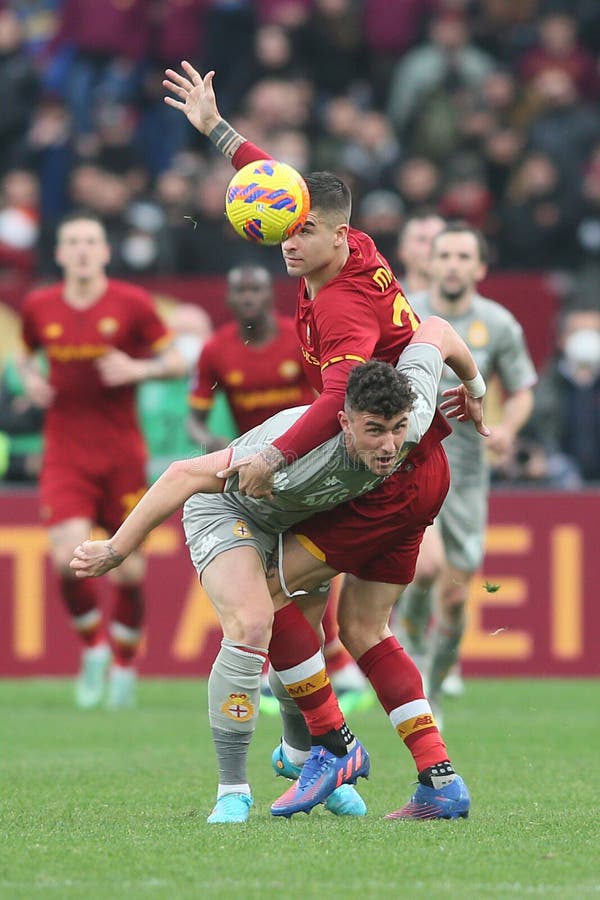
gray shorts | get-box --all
[437,479,489,572]
[182,493,277,577]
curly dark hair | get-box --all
[304,171,352,223]
[345,360,416,419]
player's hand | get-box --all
[96,349,147,386]
[486,423,515,464]
[163,62,221,135]
[440,385,490,437]
[70,540,124,578]
[21,368,55,408]
[217,446,285,499]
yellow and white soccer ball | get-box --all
[225,159,310,245]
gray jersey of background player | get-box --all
[410,290,536,567]
[183,342,443,575]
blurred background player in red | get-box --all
[18,210,186,710]
[188,262,370,709]
[187,263,314,447]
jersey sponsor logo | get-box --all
[224,369,245,386]
[278,359,301,380]
[396,713,435,739]
[233,520,252,538]
[47,343,109,362]
[467,320,489,348]
[43,323,63,339]
[221,692,255,721]
[231,386,304,412]
[98,316,119,336]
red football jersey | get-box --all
[21,280,170,467]
[231,142,421,458]
[189,314,314,433]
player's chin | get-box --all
[371,457,396,475]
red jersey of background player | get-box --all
[231,142,422,459]
[189,314,314,433]
[21,279,170,467]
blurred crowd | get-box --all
[1,0,600,490]
[0,0,600,281]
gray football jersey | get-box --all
[410,291,537,483]
[184,342,443,537]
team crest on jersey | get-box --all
[467,320,489,348]
[233,519,252,538]
[225,369,244,386]
[44,323,63,339]
[98,317,119,336]
[221,692,255,721]
[278,359,300,380]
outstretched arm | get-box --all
[411,316,490,436]
[69,448,232,578]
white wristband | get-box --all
[463,372,486,398]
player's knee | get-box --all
[338,618,380,659]
[227,608,274,649]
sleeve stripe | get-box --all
[321,354,366,372]
[188,396,214,410]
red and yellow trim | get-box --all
[321,354,366,372]
[294,533,326,562]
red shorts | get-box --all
[39,453,147,532]
[293,442,449,584]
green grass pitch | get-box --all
[2,678,599,899]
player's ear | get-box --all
[333,223,349,247]
[338,409,350,433]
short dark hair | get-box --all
[304,171,352,223]
[433,220,489,263]
[57,209,106,233]
[345,360,416,419]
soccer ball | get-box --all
[225,160,310,245]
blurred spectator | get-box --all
[363,0,438,105]
[0,7,41,175]
[519,10,599,101]
[386,12,497,158]
[53,0,150,136]
[392,156,442,212]
[293,0,367,100]
[0,168,40,275]
[395,208,445,295]
[469,0,540,64]
[575,141,600,267]
[526,69,600,188]
[220,22,305,116]
[517,307,600,485]
[24,94,73,220]
[438,169,494,232]
[497,150,579,267]
[355,189,404,264]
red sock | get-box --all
[269,602,344,735]
[110,583,144,666]
[358,635,449,772]
[60,576,104,647]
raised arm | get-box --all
[411,316,490,436]
[69,448,231,578]
[163,62,268,167]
